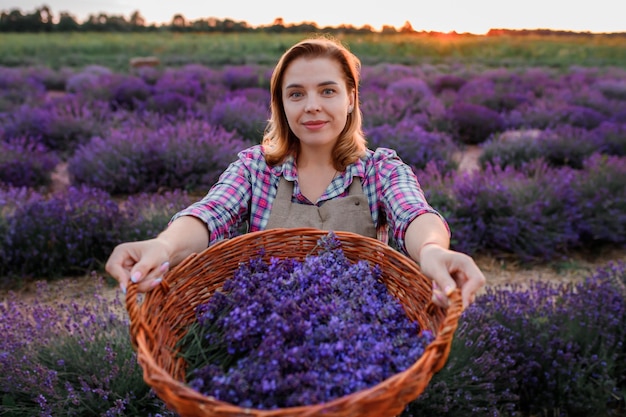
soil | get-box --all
[4,246,625,310]
[3,136,625,307]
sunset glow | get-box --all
[1,0,623,34]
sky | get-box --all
[1,0,624,34]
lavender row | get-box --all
[0,187,192,282]
[0,151,624,281]
[405,261,626,416]
[1,263,624,416]
[419,153,626,261]
[0,276,175,416]
[2,64,625,138]
[1,63,625,187]
[1,115,624,196]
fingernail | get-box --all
[120,283,127,294]
[151,277,163,288]
[159,261,170,273]
[434,289,447,304]
[444,285,456,296]
[131,271,141,283]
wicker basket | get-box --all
[126,227,463,417]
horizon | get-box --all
[0,0,624,35]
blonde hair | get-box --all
[262,36,367,171]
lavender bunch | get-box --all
[2,186,121,280]
[119,190,194,242]
[359,85,415,128]
[209,94,269,143]
[479,125,601,171]
[593,121,626,157]
[477,263,626,416]
[444,102,506,145]
[68,119,247,195]
[220,65,268,90]
[0,277,174,416]
[404,261,626,417]
[405,300,520,416]
[365,118,459,174]
[572,153,626,245]
[0,66,46,110]
[0,137,60,188]
[181,233,434,409]
[1,96,110,156]
[423,161,581,261]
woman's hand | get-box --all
[418,243,486,309]
[105,239,171,294]
[106,216,210,294]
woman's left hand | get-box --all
[418,244,487,309]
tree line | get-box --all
[1,4,624,37]
[0,5,411,34]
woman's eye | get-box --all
[322,88,336,95]
[288,91,303,99]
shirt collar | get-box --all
[272,150,369,181]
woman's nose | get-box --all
[304,97,321,112]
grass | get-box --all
[1,32,625,71]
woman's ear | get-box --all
[349,90,356,113]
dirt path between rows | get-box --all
[4,245,625,312]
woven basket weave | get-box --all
[126,227,463,417]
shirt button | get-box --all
[355,201,360,206]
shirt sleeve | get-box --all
[169,147,260,245]
[371,147,450,253]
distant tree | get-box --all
[38,5,53,31]
[206,17,219,28]
[129,10,145,28]
[335,23,358,33]
[221,18,236,32]
[381,24,397,34]
[400,20,415,33]
[171,13,186,31]
[190,18,209,32]
[78,12,129,31]
[56,11,79,31]
[81,13,105,31]
[0,6,51,31]
[292,21,318,33]
[106,14,130,31]
[0,9,26,31]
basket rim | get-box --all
[126,227,463,416]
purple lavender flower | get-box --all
[183,233,433,409]
[365,117,459,174]
[445,102,506,145]
[0,277,175,416]
[0,137,60,188]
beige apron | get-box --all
[265,176,377,238]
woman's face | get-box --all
[281,56,354,152]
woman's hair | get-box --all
[262,36,367,171]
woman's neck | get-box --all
[297,146,334,170]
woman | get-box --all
[106,36,486,308]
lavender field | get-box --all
[1,55,625,279]
[1,34,625,416]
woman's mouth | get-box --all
[303,120,327,130]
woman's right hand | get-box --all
[105,238,172,294]
[106,216,210,294]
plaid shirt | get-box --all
[171,145,448,254]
